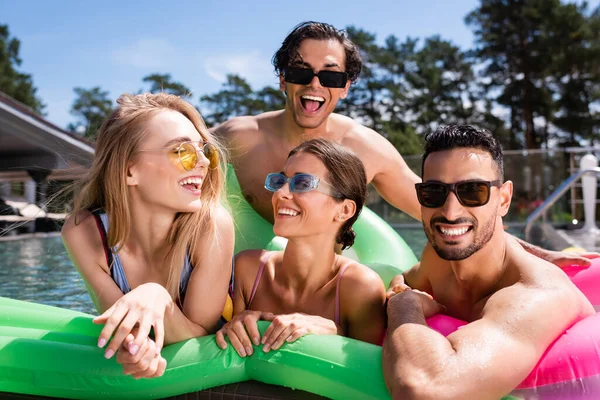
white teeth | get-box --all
[439,227,469,236]
[301,95,325,102]
[179,177,203,187]
[278,208,299,216]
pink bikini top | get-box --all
[247,251,353,326]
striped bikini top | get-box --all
[92,210,193,302]
[247,251,353,326]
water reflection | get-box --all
[0,236,96,314]
[0,228,440,316]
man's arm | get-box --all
[513,236,600,267]
[382,282,586,400]
[364,133,422,220]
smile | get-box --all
[278,207,300,217]
[436,225,472,237]
[178,176,203,192]
[300,95,325,113]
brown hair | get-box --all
[288,138,366,249]
[71,92,226,302]
[272,21,363,82]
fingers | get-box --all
[285,327,309,343]
[242,313,261,346]
[215,329,228,350]
[581,252,600,260]
[268,323,296,350]
[225,327,247,357]
[261,311,275,321]
[122,339,164,378]
[131,353,167,379]
[103,311,139,359]
[96,303,128,349]
[152,317,165,354]
[117,336,148,365]
[129,312,154,356]
[231,319,255,356]
[262,316,290,352]
[386,283,411,299]
[93,302,116,325]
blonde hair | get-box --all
[72,92,226,302]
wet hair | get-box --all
[71,93,226,302]
[422,124,504,180]
[272,21,362,82]
[288,138,366,249]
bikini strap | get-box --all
[247,251,274,309]
[334,261,354,327]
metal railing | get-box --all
[524,167,600,241]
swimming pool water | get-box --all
[0,227,524,313]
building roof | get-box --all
[0,91,94,181]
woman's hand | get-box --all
[93,282,174,359]
[260,312,337,352]
[116,333,166,379]
[215,310,263,357]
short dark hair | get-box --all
[422,125,504,179]
[288,138,367,249]
[272,21,362,82]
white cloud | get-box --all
[112,39,179,69]
[203,51,277,88]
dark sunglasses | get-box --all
[284,66,348,88]
[264,173,342,198]
[415,180,503,208]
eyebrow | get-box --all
[292,61,342,70]
[164,136,193,147]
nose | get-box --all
[307,74,322,89]
[440,192,463,221]
[194,146,210,169]
[276,181,293,199]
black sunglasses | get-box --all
[284,66,348,88]
[415,180,503,208]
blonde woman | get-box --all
[62,93,234,378]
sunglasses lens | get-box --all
[179,142,198,171]
[456,182,490,206]
[290,174,315,192]
[417,183,448,208]
[285,67,313,85]
[203,143,219,169]
[319,71,347,88]
[265,174,286,191]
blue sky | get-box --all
[2,0,598,129]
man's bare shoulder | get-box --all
[211,112,282,140]
[331,113,399,158]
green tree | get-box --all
[142,73,192,98]
[0,24,44,112]
[200,74,284,126]
[548,3,600,146]
[68,87,113,140]
[465,0,562,149]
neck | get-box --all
[448,223,509,301]
[279,109,336,144]
[123,195,176,262]
[279,234,339,292]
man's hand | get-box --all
[386,274,433,301]
[545,249,600,268]
[388,289,443,319]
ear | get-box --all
[339,80,351,100]
[335,199,357,222]
[497,180,513,217]
[126,161,139,186]
[279,73,286,92]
